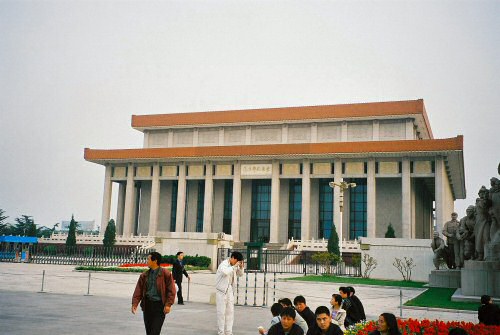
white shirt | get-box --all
[215,259,244,294]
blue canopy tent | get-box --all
[0,236,38,261]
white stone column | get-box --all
[401,159,411,238]
[301,159,311,240]
[367,159,376,238]
[175,163,187,233]
[123,164,136,236]
[333,160,342,242]
[203,163,214,233]
[116,182,126,235]
[100,165,113,235]
[231,162,242,241]
[269,161,280,243]
[148,164,160,236]
[435,157,445,234]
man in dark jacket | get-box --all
[268,307,304,335]
[132,251,176,335]
[339,286,361,327]
[347,286,366,321]
[294,295,316,328]
[172,251,191,305]
[478,295,500,325]
[306,306,343,335]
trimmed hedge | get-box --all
[161,254,211,268]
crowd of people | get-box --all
[130,251,500,335]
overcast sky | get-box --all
[0,0,498,230]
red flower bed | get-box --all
[346,319,500,335]
[119,263,172,268]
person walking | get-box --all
[215,251,244,335]
[172,251,191,305]
[131,251,176,335]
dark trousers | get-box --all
[143,298,165,335]
[176,281,184,303]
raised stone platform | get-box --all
[428,269,461,288]
[461,260,500,297]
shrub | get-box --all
[393,256,416,281]
[361,254,377,278]
[161,254,211,268]
[385,223,396,238]
[312,252,341,275]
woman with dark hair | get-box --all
[330,294,346,332]
[368,313,401,335]
[478,294,500,325]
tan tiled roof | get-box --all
[132,99,433,137]
[85,136,462,162]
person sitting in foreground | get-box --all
[294,295,316,328]
[368,313,401,335]
[259,303,283,335]
[267,307,304,335]
[478,294,500,326]
[329,294,346,332]
[279,298,308,333]
[306,306,343,335]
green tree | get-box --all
[13,215,38,236]
[327,224,340,257]
[103,219,116,248]
[385,223,396,238]
[0,209,12,235]
[65,215,78,247]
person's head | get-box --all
[481,295,492,305]
[433,231,439,238]
[278,298,293,308]
[280,307,296,331]
[330,294,342,307]
[270,302,283,317]
[147,252,162,269]
[448,328,468,335]
[314,306,332,331]
[377,313,399,335]
[229,251,243,266]
[339,287,349,299]
[451,212,458,220]
[176,251,184,260]
[466,206,475,217]
[347,286,355,296]
[293,295,307,312]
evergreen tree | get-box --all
[0,209,12,235]
[327,224,340,256]
[103,219,116,248]
[13,215,38,236]
[385,223,396,238]
[65,215,78,247]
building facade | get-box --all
[85,99,465,244]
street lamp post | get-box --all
[328,179,356,258]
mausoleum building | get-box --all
[84,99,465,245]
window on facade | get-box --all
[348,178,367,239]
[318,179,334,239]
[170,181,178,232]
[196,180,205,233]
[288,179,302,240]
[250,180,271,242]
[223,180,233,234]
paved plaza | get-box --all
[0,263,477,334]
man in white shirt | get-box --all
[215,251,244,335]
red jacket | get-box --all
[132,267,176,310]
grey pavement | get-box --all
[0,263,478,335]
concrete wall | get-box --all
[185,181,199,232]
[138,182,151,235]
[360,237,434,282]
[376,178,402,238]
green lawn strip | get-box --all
[404,287,479,311]
[75,265,207,273]
[285,275,426,288]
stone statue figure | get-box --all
[431,231,448,270]
[457,205,476,267]
[475,186,491,261]
[489,177,500,243]
[442,212,460,268]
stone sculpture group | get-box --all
[432,162,500,270]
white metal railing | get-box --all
[38,232,155,247]
[286,237,361,252]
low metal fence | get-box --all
[217,248,361,276]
